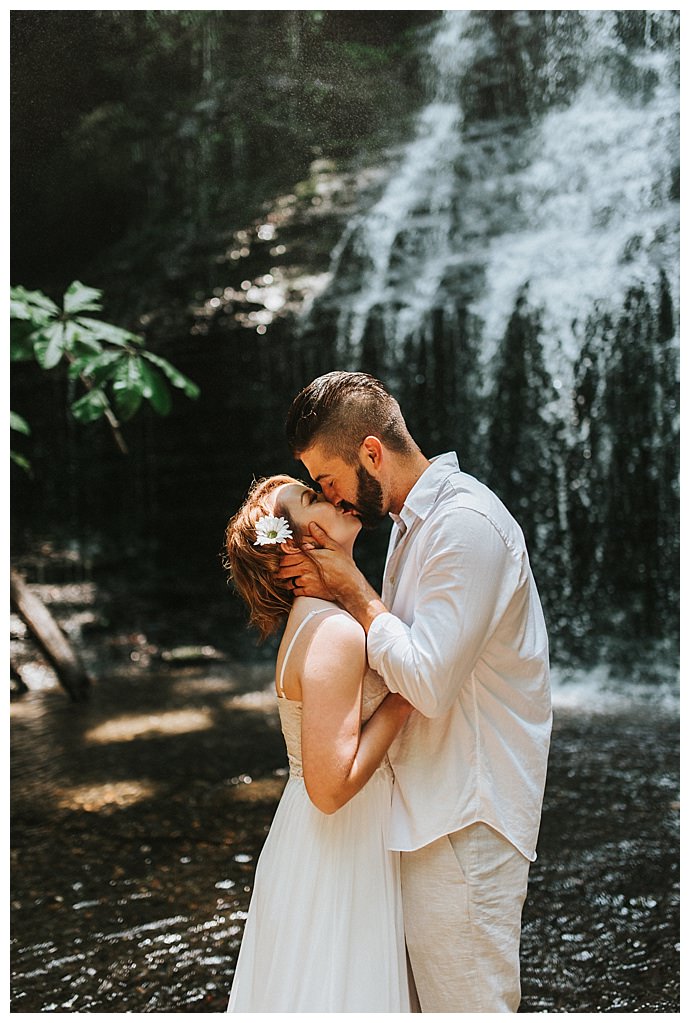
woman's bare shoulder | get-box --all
[302,609,366,684]
[291,597,363,640]
[311,606,364,643]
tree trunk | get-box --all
[10,569,91,701]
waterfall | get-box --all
[319,11,472,360]
[301,10,679,658]
[470,10,679,377]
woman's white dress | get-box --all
[227,608,410,1012]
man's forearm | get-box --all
[336,572,388,634]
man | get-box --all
[278,371,552,1013]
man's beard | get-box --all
[344,464,386,530]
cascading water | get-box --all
[326,11,473,356]
[300,9,680,660]
[469,10,679,373]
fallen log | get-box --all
[10,569,90,701]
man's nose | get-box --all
[321,482,341,506]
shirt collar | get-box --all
[390,452,460,534]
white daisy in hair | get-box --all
[254,514,293,546]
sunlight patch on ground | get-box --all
[226,776,286,804]
[83,708,214,744]
[12,661,58,691]
[56,779,158,812]
[170,676,236,697]
[222,688,279,713]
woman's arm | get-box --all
[299,613,412,815]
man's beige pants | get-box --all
[401,823,531,1013]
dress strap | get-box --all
[277,607,334,698]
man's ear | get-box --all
[361,435,383,469]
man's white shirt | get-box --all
[367,452,552,859]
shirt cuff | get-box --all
[367,611,407,694]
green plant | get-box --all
[10,410,31,472]
[10,280,199,459]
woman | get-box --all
[223,474,412,1012]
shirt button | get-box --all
[390,575,395,585]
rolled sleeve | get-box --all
[367,509,523,718]
[367,612,408,693]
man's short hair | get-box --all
[285,371,414,465]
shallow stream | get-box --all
[10,631,679,1013]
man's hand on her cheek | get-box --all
[277,524,365,605]
[277,542,331,599]
[306,522,339,549]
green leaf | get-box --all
[71,334,104,357]
[141,350,200,399]
[73,349,125,387]
[63,281,103,315]
[33,322,66,369]
[112,356,145,420]
[10,285,60,319]
[32,338,49,365]
[10,450,31,472]
[75,317,143,348]
[114,387,143,420]
[10,297,56,330]
[10,320,36,361]
[139,359,172,415]
[61,320,82,352]
[68,357,90,380]
[70,388,111,424]
[10,298,33,321]
[10,411,31,435]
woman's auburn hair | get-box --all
[223,474,304,641]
